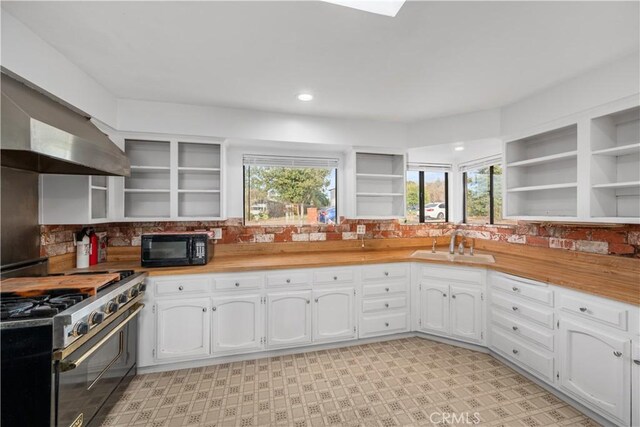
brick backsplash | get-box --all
[40,219,640,258]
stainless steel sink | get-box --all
[410,250,495,264]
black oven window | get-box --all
[146,241,188,259]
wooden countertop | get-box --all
[55,239,640,305]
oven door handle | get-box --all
[59,303,144,372]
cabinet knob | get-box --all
[633,359,640,365]
[579,307,587,312]
[384,272,389,276]
[385,287,390,292]
[178,286,184,291]
[512,349,519,355]
[235,282,240,287]
[512,306,518,311]
[385,303,389,308]
[451,295,456,299]
[286,279,291,283]
[385,322,389,327]
[212,307,216,311]
[203,307,207,312]
[442,293,447,297]
[512,326,518,331]
[613,351,622,357]
[333,276,338,281]
[314,298,318,303]
[307,300,311,304]
[512,287,519,292]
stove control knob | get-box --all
[139,283,147,292]
[117,294,128,304]
[128,287,140,299]
[72,321,89,337]
[89,311,105,326]
[105,301,119,314]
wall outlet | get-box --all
[211,228,222,240]
[356,225,366,235]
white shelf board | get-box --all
[356,192,404,197]
[130,165,171,171]
[592,181,640,189]
[356,173,404,179]
[507,183,577,193]
[506,151,577,168]
[90,186,108,191]
[178,167,221,172]
[123,188,171,193]
[177,189,221,193]
[591,143,640,157]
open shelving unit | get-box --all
[590,106,640,220]
[40,175,112,224]
[177,142,222,218]
[505,124,579,218]
[354,152,405,218]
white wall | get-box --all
[0,11,118,126]
[407,108,501,148]
[501,52,640,136]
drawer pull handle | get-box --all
[286,279,291,284]
[235,282,240,287]
[384,272,389,276]
[512,349,519,355]
[385,322,389,327]
[512,287,519,292]
[579,307,587,312]
[633,359,640,365]
[512,326,518,331]
[512,306,518,311]
[333,276,338,281]
[385,288,390,292]
[212,307,216,311]
[203,307,207,312]
[178,286,184,291]
[451,295,456,299]
[613,351,622,357]
[385,303,389,308]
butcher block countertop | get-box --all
[51,238,640,305]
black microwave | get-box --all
[141,233,213,267]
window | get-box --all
[243,155,338,225]
[406,167,449,223]
[463,162,513,224]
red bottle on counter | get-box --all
[89,229,98,265]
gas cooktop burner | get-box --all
[0,290,91,320]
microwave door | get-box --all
[142,236,191,266]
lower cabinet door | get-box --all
[420,282,450,335]
[312,287,355,343]
[559,318,631,425]
[156,298,211,361]
[450,284,482,343]
[211,294,263,355]
[633,341,640,427]
[267,291,312,348]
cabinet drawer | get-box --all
[491,328,554,383]
[492,292,554,329]
[314,268,355,284]
[266,271,311,288]
[422,265,484,284]
[362,264,408,281]
[362,296,407,313]
[362,281,407,298]
[558,293,628,331]
[155,277,210,296]
[492,311,554,351]
[360,312,408,337]
[492,274,553,306]
[215,275,263,290]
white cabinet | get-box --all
[419,282,449,335]
[40,175,112,224]
[267,291,312,348]
[156,298,211,361]
[352,151,406,218]
[558,318,631,425]
[211,294,263,355]
[633,341,640,427]
[450,284,483,343]
[312,288,355,343]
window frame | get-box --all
[462,164,501,225]
[407,170,449,224]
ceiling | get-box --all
[2,1,638,122]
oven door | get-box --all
[55,304,142,427]
[141,235,192,267]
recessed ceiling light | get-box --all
[322,0,406,17]
[454,146,465,152]
[297,93,314,102]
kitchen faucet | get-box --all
[449,230,463,254]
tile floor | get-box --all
[102,337,599,426]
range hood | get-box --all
[1,73,130,176]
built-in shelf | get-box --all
[354,152,405,218]
[592,181,640,189]
[130,165,171,171]
[591,143,640,157]
[177,189,221,193]
[355,173,404,179]
[178,167,221,172]
[356,192,404,197]
[507,183,578,193]
[124,188,170,193]
[90,185,108,191]
[506,151,578,168]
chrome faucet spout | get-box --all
[449,230,460,255]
